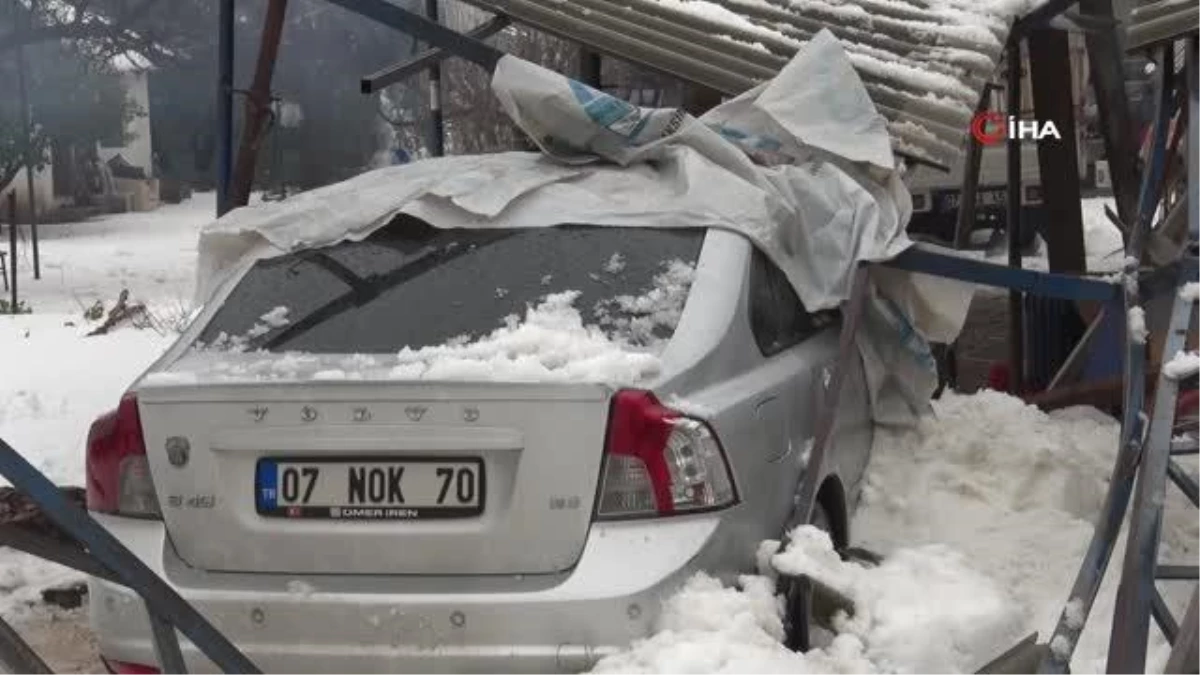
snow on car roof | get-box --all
[456,0,1047,166]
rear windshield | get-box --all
[197,217,706,354]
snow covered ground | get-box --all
[0,194,213,487]
[597,393,1198,673]
[0,195,216,671]
[0,192,1194,673]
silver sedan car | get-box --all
[85,217,874,673]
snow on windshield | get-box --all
[388,290,663,384]
[152,260,697,386]
[202,306,290,352]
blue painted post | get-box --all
[0,437,258,672]
[1038,39,1179,675]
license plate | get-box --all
[940,189,1006,212]
[255,458,485,520]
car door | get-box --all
[745,250,841,528]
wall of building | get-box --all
[98,71,154,176]
[0,164,56,223]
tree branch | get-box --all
[0,0,165,57]
[0,20,120,53]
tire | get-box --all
[780,501,835,652]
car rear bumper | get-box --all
[89,513,724,673]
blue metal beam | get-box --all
[0,437,259,673]
[323,0,504,72]
[881,245,1120,302]
[1111,285,1190,669]
[360,16,510,94]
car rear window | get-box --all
[197,216,706,354]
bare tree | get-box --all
[380,0,579,157]
[0,0,212,66]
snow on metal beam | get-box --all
[457,0,1048,166]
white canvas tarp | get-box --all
[196,29,974,423]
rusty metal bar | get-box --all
[229,0,289,210]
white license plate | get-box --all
[255,458,484,519]
[941,189,1007,212]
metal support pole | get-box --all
[1078,0,1141,230]
[1188,37,1198,241]
[229,0,289,209]
[322,0,504,73]
[884,246,1120,302]
[359,16,510,94]
[216,0,236,217]
[147,607,187,674]
[425,0,445,157]
[0,525,120,582]
[954,85,992,250]
[0,614,50,674]
[1006,43,1025,394]
[15,42,39,280]
[1029,28,1086,274]
[0,437,259,673]
[1108,267,1195,672]
[1164,588,1199,674]
[7,193,16,312]
[1036,38,1173,671]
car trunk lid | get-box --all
[136,380,611,575]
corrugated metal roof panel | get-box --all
[457,0,1039,166]
[1126,0,1198,51]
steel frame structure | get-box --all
[0,1,1192,673]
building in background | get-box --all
[96,56,159,213]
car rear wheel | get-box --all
[779,501,836,652]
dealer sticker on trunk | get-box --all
[254,457,485,520]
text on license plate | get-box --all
[255,458,484,519]
[941,189,1006,211]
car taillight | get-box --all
[103,657,161,675]
[596,389,737,519]
[86,394,161,518]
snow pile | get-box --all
[1079,198,1126,261]
[854,391,1195,673]
[603,253,627,275]
[596,525,1023,674]
[151,291,671,386]
[599,390,1197,673]
[1129,306,1149,344]
[1162,351,1199,380]
[592,570,875,673]
[389,291,663,384]
[775,527,1024,673]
